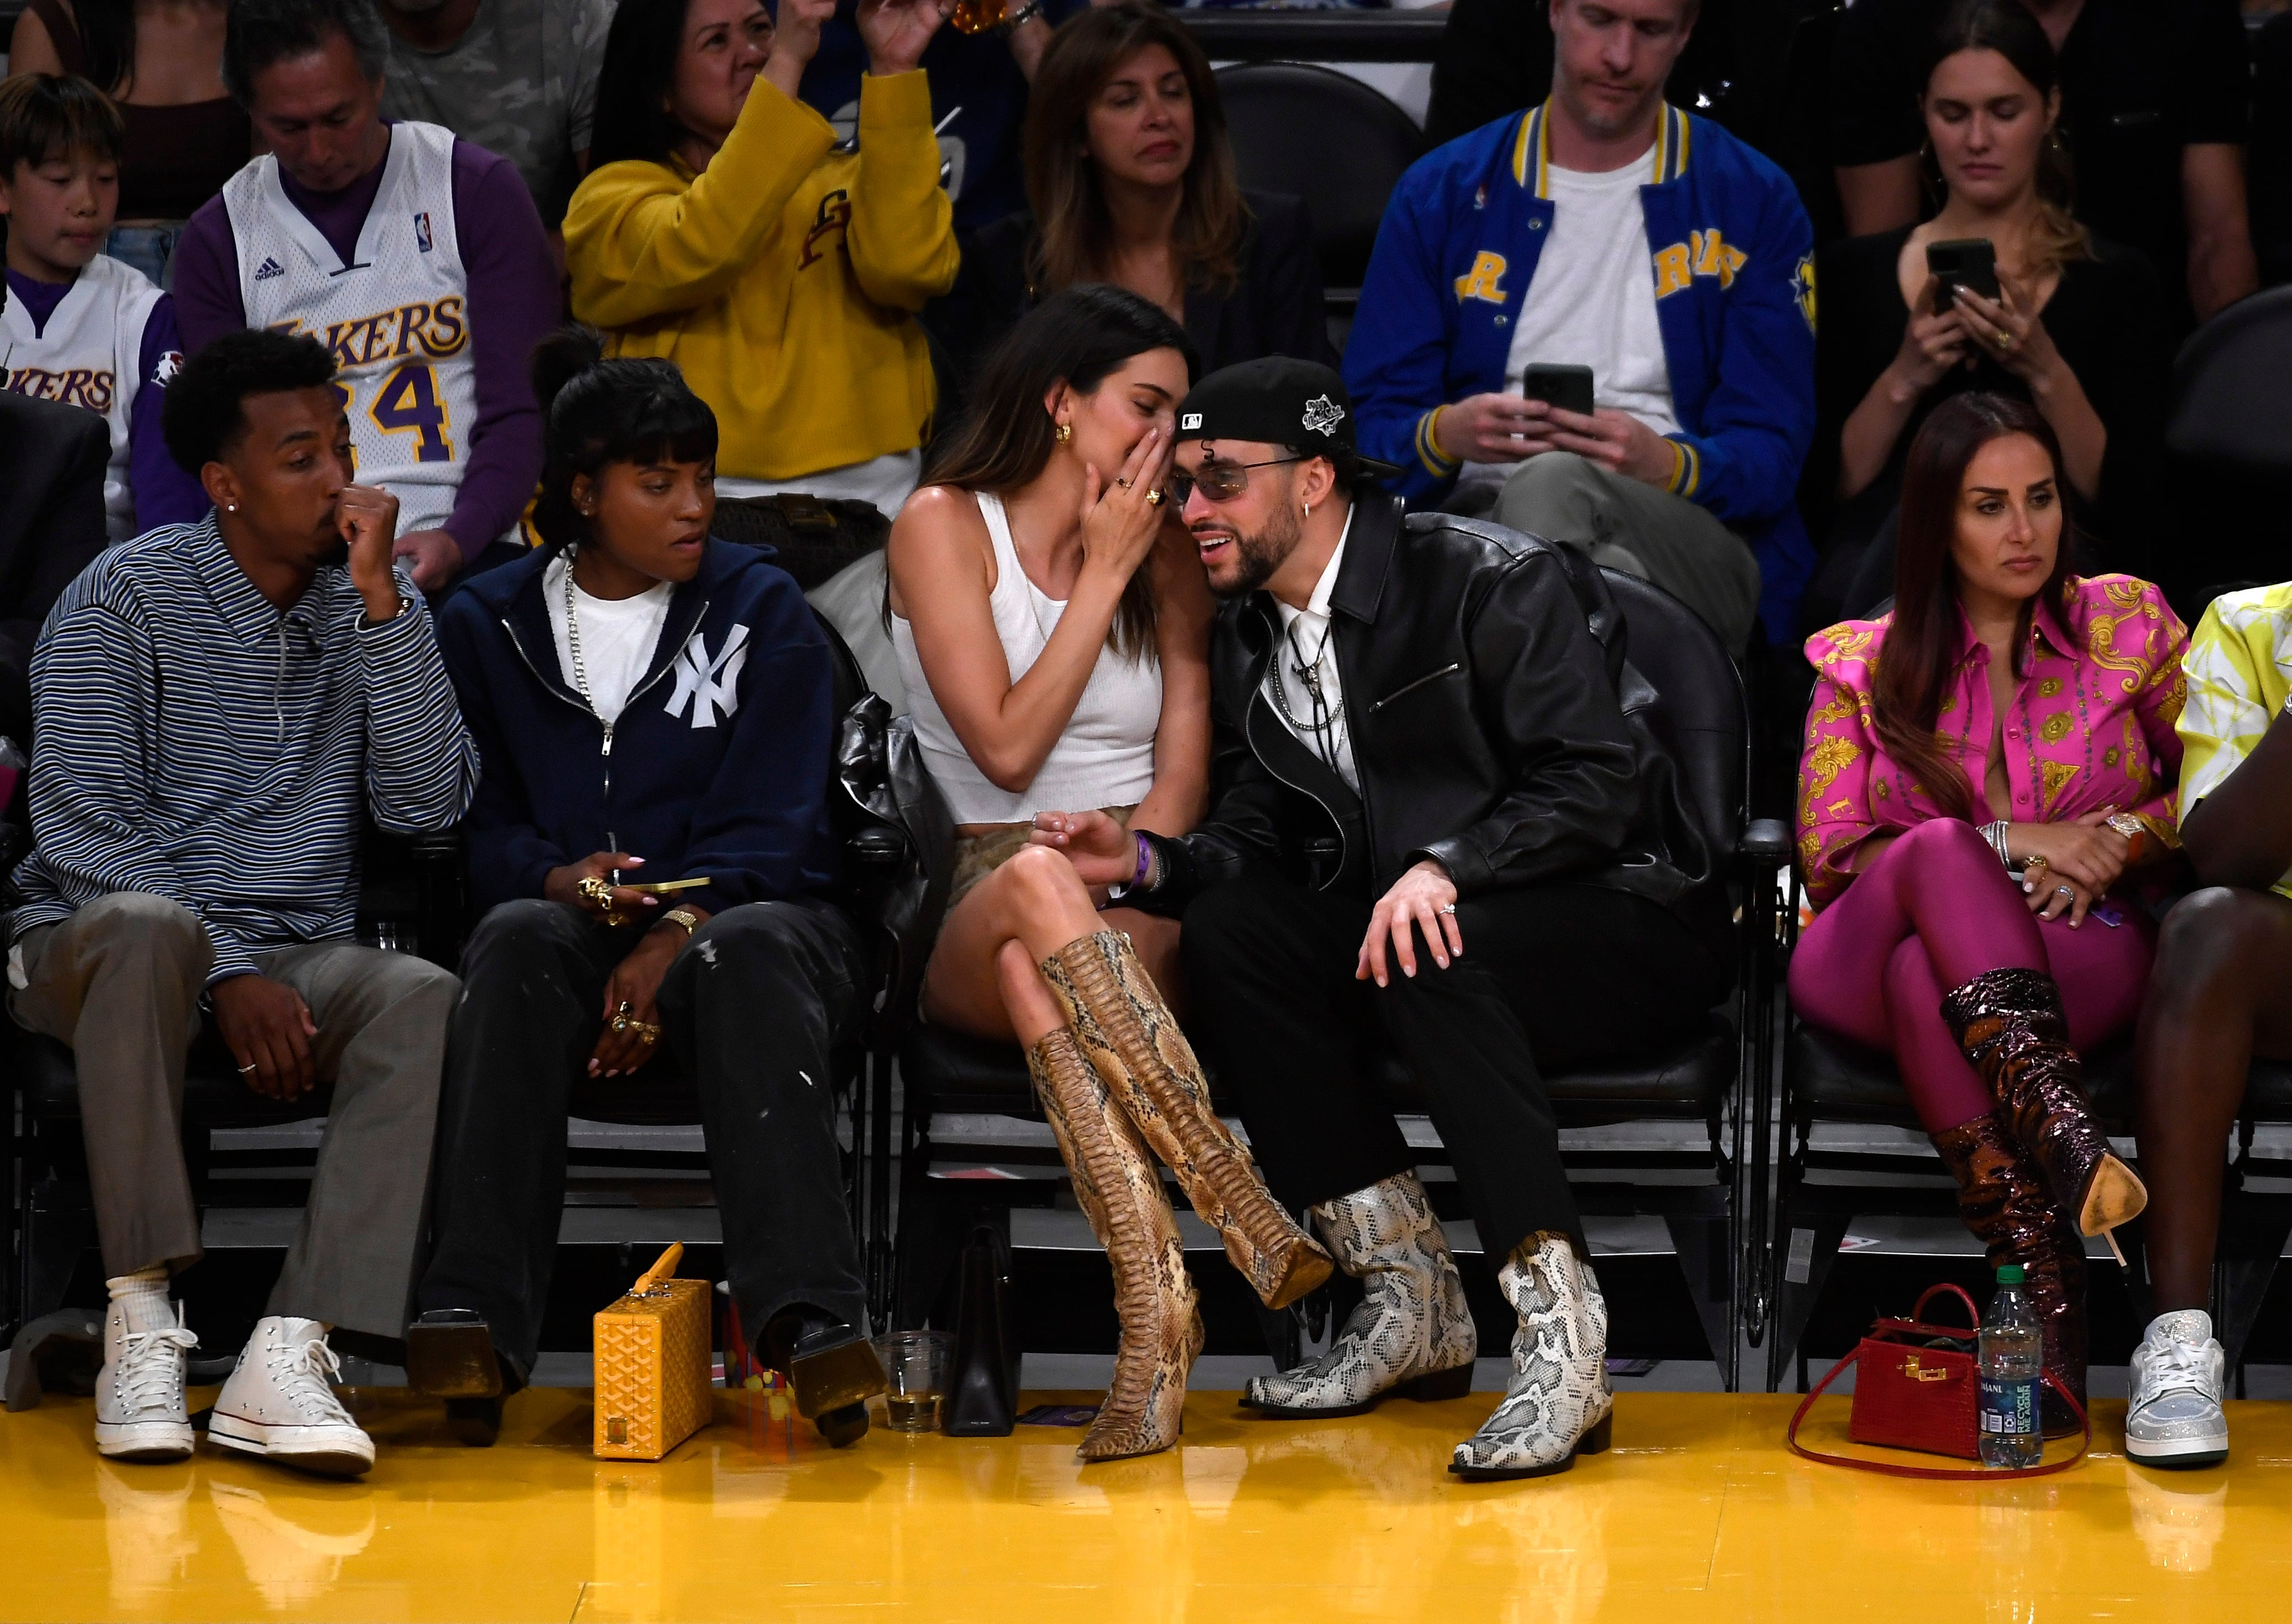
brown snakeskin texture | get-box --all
[1040,931,1333,1310]
[1027,1027,1202,1463]
[1930,1112,2089,1423]
[1939,966,2122,1225]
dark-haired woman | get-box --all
[1792,392,2188,1421]
[406,328,888,1449]
[944,0,1329,385]
[888,284,1328,1463]
[563,0,956,516]
[1806,0,2167,630]
[10,0,250,286]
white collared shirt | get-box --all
[1260,506,1359,792]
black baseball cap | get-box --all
[1173,356,1402,479]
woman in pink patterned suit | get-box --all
[1792,392,2188,1421]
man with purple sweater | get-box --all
[172,0,556,591]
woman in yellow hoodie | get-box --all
[568,0,959,516]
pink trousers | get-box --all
[1788,819,2155,1133]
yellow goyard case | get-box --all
[593,1242,713,1460]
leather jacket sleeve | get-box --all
[1409,547,1644,896]
[1128,672,1289,916]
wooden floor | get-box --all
[2,1384,2286,1621]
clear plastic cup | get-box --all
[873,1330,953,1433]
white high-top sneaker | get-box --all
[2126,1309,2229,1470]
[93,1291,198,1463]
[208,1317,375,1478]
[1449,1234,1612,1481]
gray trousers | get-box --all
[1492,451,1763,650]
[8,892,458,1337]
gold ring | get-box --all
[1146,488,1164,505]
[1116,476,1133,490]
[1997,333,2017,353]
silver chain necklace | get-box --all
[561,548,601,718]
[1267,616,1346,775]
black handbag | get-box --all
[942,1220,1019,1437]
[711,493,889,591]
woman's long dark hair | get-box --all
[64,0,138,97]
[923,284,1196,660]
[1022,0,1248,301]
[528,325,718,556]
[588,0,703,170]
[1872,392,2076,821]
[1922,0,2087,278]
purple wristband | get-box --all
[1133,832,1152,889]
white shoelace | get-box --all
[269,1335,354,1425]
[2139,1336,2216,1406]
[114,1324,198,1413]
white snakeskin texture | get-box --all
[1244,1172,1477,1412]
[1451,1235,1613,1474]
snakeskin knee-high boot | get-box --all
[1039,931,1333,1310]
[1450,1233,1613,1481]
[1244,1171,1477,1417]
[1940,967,2146,1237]
[1930,1112,2090,1434]
[1028,1026,1202,1463]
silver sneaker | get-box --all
[1244,1172,1476,1416]
[93,1296,198,1464]
[1450,1234,1612,1481]
[2126,1309,2228,1470]
[209,1317,375,1478]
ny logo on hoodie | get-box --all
[665,624,750,729]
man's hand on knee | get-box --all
[1435,394,1556,465]
[212,973,320,1100]
[1545,407,1677,488]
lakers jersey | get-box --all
[222,120,476,537]
[1,254,171,538]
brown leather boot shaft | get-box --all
[1040,931,1332,1309]
[1027,1027,1198,1462]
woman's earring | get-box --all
[1055,422,1072,444]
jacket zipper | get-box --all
[1367,662,1462,713]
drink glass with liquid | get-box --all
[875,1330,954,1432]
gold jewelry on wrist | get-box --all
[661,907,703,939]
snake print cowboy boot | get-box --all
[1028,1026,1202,1463]
[1930,1111,2090,1433]
[1040,931,1332,1310]
[1244,1172,1477,1417]
[1451,1233,1613,1481]
[1940,967,2146,1238]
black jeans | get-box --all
[416,897,871,1371]
[1181,874,1727,1266]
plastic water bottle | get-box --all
[1979,1263,2044,1468]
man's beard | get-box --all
[1205,496,1302,600]
[316,533,350,568]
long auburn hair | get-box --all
[922,284,1197,661]
[1871,392,2077,821]
[1022,1,1248,301]
[1921,0,2088,281]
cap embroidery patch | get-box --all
[1301,395,1344,436]
[1181,413,1203,429]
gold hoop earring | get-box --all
[1055,422,1072,444]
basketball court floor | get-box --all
[3,1382,2285,1621]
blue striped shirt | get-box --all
[8,515,477,982]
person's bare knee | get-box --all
[993,844,1101,955]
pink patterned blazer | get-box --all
[1797,575,2189,909]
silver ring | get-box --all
[237,1063,258,1075]
[2056,886,2074,898]
[1438,904,1458,914]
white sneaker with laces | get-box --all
[2126,1309,2229,1470]
[208,1317,374,1478]
[93,1297,199,1463]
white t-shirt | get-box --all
[545,553,673,725]
[1259,507,1359,793]
[1459,150,1679,500]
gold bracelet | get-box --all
[661,907,704,938]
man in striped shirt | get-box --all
[4,329,478,1478]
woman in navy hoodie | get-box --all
[401,328,886,1449]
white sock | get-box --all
[106,1266,173,1334]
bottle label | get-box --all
[1979,1375,2037,1436]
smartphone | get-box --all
[1926,238,2001,306]
[1521,363,1595,419]
[624,878,711,895]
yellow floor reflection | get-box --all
[6,1386,2292,1621]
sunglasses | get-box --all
[1170,457,1305,507]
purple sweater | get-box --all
[172,131,558,562]
[6,270,209,532]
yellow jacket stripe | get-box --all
[1517,101,1689,198]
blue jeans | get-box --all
[104,223,187,290]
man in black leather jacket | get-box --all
[1034,358,1729,1482]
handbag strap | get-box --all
[1786,1345,2091,1480]
[1909,1282,1982,1333]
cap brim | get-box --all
[1357,455,1405,482]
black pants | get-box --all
[1182,874,1728,1266]
[416,897,871,1371]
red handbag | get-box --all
[1786,1284,2090,1480]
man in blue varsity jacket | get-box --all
[1344,0,1817,648]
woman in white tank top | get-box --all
[887,287,1327,1464]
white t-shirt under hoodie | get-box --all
[545,553,673,725]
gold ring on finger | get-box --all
[1116,476,1133,490]
[1146,488,1164,505]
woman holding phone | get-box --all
[1806,0,2167,628]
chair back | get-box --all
[1212,62,1425,298]
[1594,568,1747,863]
[2168,286,2292,468]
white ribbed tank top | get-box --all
[892,490,1161,824]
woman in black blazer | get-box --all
[936,2,1331,386]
